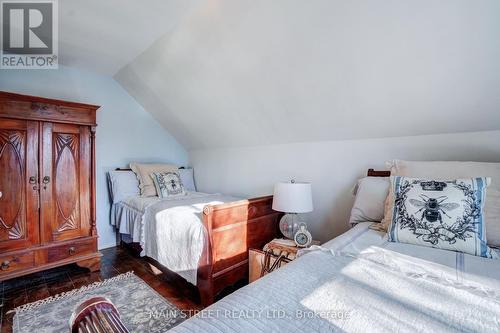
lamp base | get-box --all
[279,213,306,239]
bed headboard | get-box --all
[116,168,388,177]
[367,169,391,177]
[114,167,187,171]
[117,166,387,174]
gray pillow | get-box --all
[179,168,197,192]
[108,170,140,203]
[349,177,390,225]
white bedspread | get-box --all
[171,223,500,332]
[113,192,241,285]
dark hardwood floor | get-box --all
[0,246,218,333]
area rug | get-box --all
[10,272,185,333]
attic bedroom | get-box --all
[0,1,499,332]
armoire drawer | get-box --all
[0,251,35,276]
[48,239,96,263]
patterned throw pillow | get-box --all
[151,172,186,198]
[388,176,497,258]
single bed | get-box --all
[169,169,500,333]
[109,172,281,306]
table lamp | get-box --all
[272,180,313,239]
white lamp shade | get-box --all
[272,182,313,213]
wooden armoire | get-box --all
[0,91,101,281]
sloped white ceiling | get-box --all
[115,0,500,149]
[59,0,200,75]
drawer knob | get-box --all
[1,260,10,270]
[69,247,76,255]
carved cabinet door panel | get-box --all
[0,118,39,251]
[40,122,90,243]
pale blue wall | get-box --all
[0,66,188,249]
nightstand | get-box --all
[249,238,320,283]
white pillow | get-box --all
[388,160,500,189]
[486,189,500,248]
[179,168,196,192]
[108,170,140,204]
[387,176,496,258]
[151,172,186,198]
[349,177,390,225]
[130,163,178,196]
[384,160,500,248]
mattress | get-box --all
[112,191,241,285]
[112,191,210,242]
[170,222,500,332]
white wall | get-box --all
[190,130,500,242]
[0,66,188,249]
[117,0,500,150]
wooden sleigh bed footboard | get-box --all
[197,195,282,306]
[120,195,281,307]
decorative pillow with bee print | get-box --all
[151,172,186,198]
[387,176,497,258]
